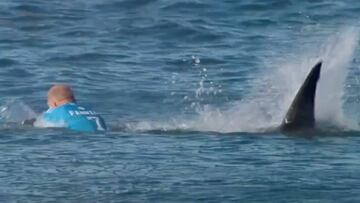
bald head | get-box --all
[47,85,76,108]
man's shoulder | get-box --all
[44,103,76,117]
[45,105,66,115]
[63,103,91,111]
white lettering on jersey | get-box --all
[68,110,96,116]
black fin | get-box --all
[281,61,322,132]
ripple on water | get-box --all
[93,0,157,11]
[0,59,18,67]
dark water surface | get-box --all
[1,0,360,202]
[3,130,360,202]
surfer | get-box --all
[27,84,106,132]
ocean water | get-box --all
[1,0,360,202]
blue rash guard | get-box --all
[40,103,106,132]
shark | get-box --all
[280,61,322,132]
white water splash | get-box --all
[316,28,360,129]
[0,99,37,123]
[33,116,67,128]
[126,27,360,133]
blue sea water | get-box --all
[1,0,360,202]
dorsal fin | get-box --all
[281,61,322,132]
